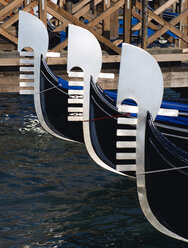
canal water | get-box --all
[0,93,187,248]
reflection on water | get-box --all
[0,94,187,248]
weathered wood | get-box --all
[0,0,8,6]
[1,68,188,93]
[124,0,132,43]
[181,0,188,48]
[0,75,19,93]
[102,0,111,39]
[47,6,70,27]
[0,26,18,45]
[133,0,178,31]
[47,0,121,54]
[66,0,73,14]
[0,0,24,21]
[141,0,148,49]
[110,9,119,40]
[89,0,124,28]
[74,0,102,18]
[147,8,188,45]
[0,51,187,67]
[39,0,47,26]
[72,0,91,14]
[49,0,102,33]
[1,1,38,30]
[132,7,158,31]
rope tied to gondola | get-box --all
[136,165,188,175]
[34,84,132,121]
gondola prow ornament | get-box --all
[117,44,188,242]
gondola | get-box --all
[142,111,188,241]
[83,42,188,241]
[19,11,187,157]
[18,12,188,241]
[40,56,188,149]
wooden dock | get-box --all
[0,48,188,92]
[0,0,188,92]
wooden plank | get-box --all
[152,53,188,62]
[0,0,24,21]
[72,0,91,14]
[47,0,121,54]
[0,75,19,93]
[1,1,38,29]
[0,70,188,93]
[0,52,187,66]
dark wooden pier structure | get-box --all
[0,0,188,92]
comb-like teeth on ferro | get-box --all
[116,164,136,172]
[20,90,34,95]
[20,82,34,87]
[116,116,137,172]
[68,81,84,87]
[67,80,84,121]
[20,59,34,65]
[19,51,34,95]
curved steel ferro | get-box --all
[67,24,127,176]
[117,43,187,242]
[18,11,75,142]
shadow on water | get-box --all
[0,94,187,248]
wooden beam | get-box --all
[39,0,47,26]
[102,0,111,39]
[47,0,121,54]
[0,26,17,45]
[49,0,102,33]
[110,9,119,40]
[0,0,24,21]
[147,8,188,45]
[66,0,73,14]
[0,52,187,66]
[132,7,158,31]
[72,0,91,14]
[133,0,178,31]
[141,0,148,49]
[89,0,124,28]
[0,0,8,6]
[74,0,102,18]
[1,1,38,30]
[123,0,132,43]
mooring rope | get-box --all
[136,165,188,175]
[35,85,58,95]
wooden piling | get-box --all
[141,0,148,49]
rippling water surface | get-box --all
[0,94,187,248]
